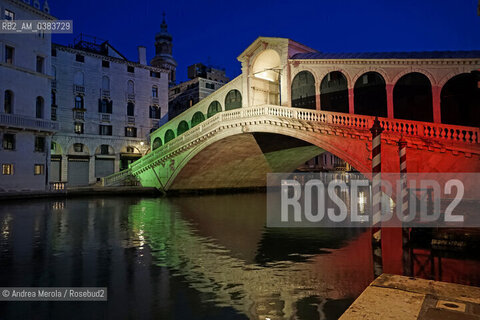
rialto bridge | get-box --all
[103,37,480,191]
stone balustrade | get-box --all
[127,105,479,178]
[0,113,59,132]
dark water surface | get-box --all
[0,194,479,319]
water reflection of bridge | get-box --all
[129,196,375,319]
[1,197,479,319]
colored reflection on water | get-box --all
[0,194,479,319]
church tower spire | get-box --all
[151,12,177,86]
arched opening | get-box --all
[207,101,222,118]
[320,71,349,113]
[35,96,44,118]
[191,111,205,127]
[177,120,189,135]
[75,95,84,109]
[393,72,433,122]
[152,137,162,150]
[164,129,175,144]
[152,86,158,98]
[4,90,13,114]
[291,71,316,110]
[149,105,161,119]
[440,73,480,127]
[94,144,115,178]
[252,49,281,82]
[225,90,242,111]
[354,72,387,117]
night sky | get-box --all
[50,0,480,83]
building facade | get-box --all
[0,0,57,192]
[51,35,169,186]
[168,63,229,119]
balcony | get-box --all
[73,85,85,94]
[151,97,159,104]
[0,113,58,132]
[127,93,135,101]
[100,113,111,122]
[101,89,110,97]
[127,116,135,125]
[73,110,85,121]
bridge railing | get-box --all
[101,168,133,186]
[130,105,479,174]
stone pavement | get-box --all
[340,274,480,319]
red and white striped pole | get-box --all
[398,137,411,276]
[370,117,383,278]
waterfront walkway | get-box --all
[0,186,160,200]
[340,274,480,319]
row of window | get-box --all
[70,96,161,118]
[2,163,45,176]
[72,124,137,137]
[70,73,159,98]
[2,92,45,118]
[4,45,46,73]
[2,134,46,152]
[65,53,160,78]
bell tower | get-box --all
[151,13,177,86]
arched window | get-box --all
[152,86,158,98]
[441,73,480,127]
[127,102,135,116]
[225,90,242,111]
[191,111,205,127]
[177,120,189,135]
[127,80,135,94]
[149,106,161,119]
[98,98,111,113]
[207,101,222,118]
[74,71,84,86]
[354,72,387,117]
[393,72,433,122]
[164,129,175,143]
[152,137,162,150]
[102,76,110,90]
[36,96,44,119]
[320,71,349,113]
[4,90,13,114]
[291,71,316,109]
[74,95,84,109]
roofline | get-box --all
[52,43,170,73]
[8,0,56,20]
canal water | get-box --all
[0,194,479,319]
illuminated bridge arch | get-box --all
[164,129,175,144]
[191,111,206,127]
[320,71,349,113]
[291,70,316,110]
[207,101,222,118]
[393,72,433,122]
[354,72,387,117]
[225,90,242,111]
[152,137,162,150]
[441,73,480,127]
